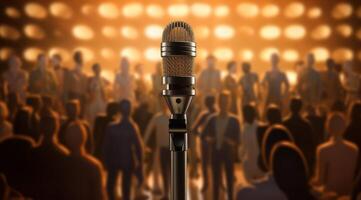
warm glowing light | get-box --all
[237,3,259,18]
[332,3,353,19]
[194,26,210,39]
[213,48,234,61]
[0,25,21,40]
[50,2,72,19]
[283,49,299,62]
[239,49,254,61]
[260,25,281,40]
[73,47,94,62]
[72,25,94,40]
[145,25,163,40]
[81,4,95,15]
[98,2,119,19]
[284,25,306,40]
[191,3,212,18]
[284,2,304,18]
[24,24,45,40]
[311,25,332,40]
[146,4,164,18]
[102,26,117,38]
[168,4,189,17]
[336,24,353,38]
[357,7,361,18]
[311,47,329,62]
[308,7,322,18]
[332,48,353,61]
[260,47,279,62]
[24,3,47,19]
[48,47,71,62]
[5,7,21,18]
[239,26,255,36]
[121,26,138,39]
[0,48,14,61]
[100,48,115,59]
[261,4,279,18]
[357,29,361,40]
[286,70,298,86]
[214,25,235,39]
[144,47,161,62]
[214,5,229,17]
[358,51,361,61]
[198,49,209,60]
[122,3,143,18]
[23,47,43,62]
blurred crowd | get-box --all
[0,50,360,200]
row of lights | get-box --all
[4,2,358,20]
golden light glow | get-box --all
[144,47,161,62]
[336,24,353,38]
[168,4,189,17]
[260,47,279,62]
[357,29,361,40]
[198,48,209,60]
[23,47,43,62]
[332,48,353,61]
[100,48,115,59]
[144,25,163,40]
[214,5,229,17]
[358,51,361,61]
[24,3,47,19]
[311,25,332,40]
[284,2,304,18]
[283,49,299,62]
[120,26,138,39]
[261,4,279,18]
[237,3,259,18]
[122,3,143,18]
[286,70,298,86]
[311,47,329,62]
[24,24,45,40]
[98,3,119,19]
[260,25,281,40]
[50,2,72,19]
[332,3,353,19]
[0,48,13,61]
[191,3,212,18]
[194,26,210,39]
[48,47,71,62]
[5,7,21,18]
[284,25,306,40]
[357,7,361,18]
[308,7,322,18]
[239,26,255,36]
[73,47,94,62]
[146,4,164,18]
[239,49,254,61]
[213,48,234,61]
[72,25,94,40]
[81,4,95,15]
[214,25,235,39]
[0,25,21,40]
[102,26,117,38]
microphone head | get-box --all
[161,21,196,77]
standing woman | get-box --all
[223,61,239,114]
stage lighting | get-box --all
[261,4,279,18]
[239,49,254,61]
[307,7,322,19]
[284,25,306,40]
[23,47,43,62]
[194,26,210,39]
[72,25,94,40]
[311,47,329,62]
[286,70,298,86]
[24,24,45,40]
[144,25,163,39]
[332,3,353,19]
[260,25,281,40]
[98,2,119,19]
[213,48,234,61]
[122,3,143,18]
[102,26,117,38]
[237,3,259,18]
[336,24,353,38]
[5,7,21,18]
[120,47,141,62]
[0,48,13,61]
[332,48,353,61]
[49,2,72,19]
[214,25,235,39]
[0,25,21,40]
[48,47,71,62]
[260,47,279,62]
[24,3,47,19]
[283,49,299,62]
[100,48,115,59]
[73,47,94,62]
[144,47,160,62]
[239,26,255,36]
[81,4,95,15]
[146,4,164,18]
[284,2,304,18]
[214,5,229,17]
[191,3,212,18]
[120,26,138,39]
[168,4,189,17]
[311,25,331,40]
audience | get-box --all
[198,55,222,97]
[0,101,12,141]
[223,61,239,114]
[239,62,260,106]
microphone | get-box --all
[161,21,196,200]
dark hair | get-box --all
[204,96,215,109]
[106,102,119,117]
[227,61,236,71]
[350,101,361,122]
[13,107,32,136]
[40,112,58,138]
[266,104,282,124]
[290,97,303,114]
[242,104,256,124]
[119,99,131,117]
[65,100,80,119]
[92,63,101,72]
[73,51,83,64]
[26,95,42,111]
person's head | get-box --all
[92,63,101,77]
[241,62,251,74]
[39,112,59,142]
[106,101,119,119]
[289,97,303,115]
[270,53,279,69]
[119,99,132,118]
[65,100,80,120]
[0,101,9,122]
[305,105,316,116]
[7,54,22,73]
[26,95,43,113]
[120,57,130,74]
[326,58,335,71]
[227,61,237,74]
[204,95,216,111]
[135,63,144,75]
[64,121,87,154]
[350,101,361,122]
[262,125,294,170]
[51,54,62,68]
[206,55,216,70]
[13,107,32,136]
[306,53,315,68]
[73,51,83,66]
[37,53,48,71]
[271,142,310,198]
[266,104,282,125]
[242,103,257,124]
[218,91,230,114]
[326,112,346,139]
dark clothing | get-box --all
[256,123,270,172]
[107,167,133,200]
[28,68,57,96]
[133,104,153,136]
[305,114,325,145]
[212,148,235,200]
[160,147,170,196]
[344,121,361,176]
[93,115,114,161]
[352,171,361,200]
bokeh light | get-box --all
[191,3,212,18]
[144,47,161,62]
[102,26,117,38]
[332,48,353,61]
[284,2,305,18]
[194,26,210,39]
[168,4,189,17]
[284,25,306,40]
[214,5,229,17]
[144,25,163,40]
[0,47,14,61]
[237,3,259,18]
[24,3,47,19]
[100,48,116,60]
[311,47,329,62]
[307,7,322,18]
[311,25,332,40]
[49,2,72,19]
[0,25,21,40]
[197,48,209,60]
[146,4,164,18]
[72,25,94,40]
[23,47,43,62]
[213,48,234,61]
[122,3,143,18]
[120,26,138,39]
[81,4,95,15]
[120,47,141,62]
[5,7,21,18]
[336,24,353,38]
[73,47,94,63]
[286,70,298,86]
[261,4,279,18]
[260,25,281,40]
[214,25,235,39]
[239,49,254,61]
[332,3,353,19]
[48,47,71,62]
[260,47,279,62]
[98,2,119,19]
[283,49,299,62]
[24,24,46,40]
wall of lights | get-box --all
[0,0,360,74]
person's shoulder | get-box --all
[343,140,359,152]
[317,141,333,153]
[236,185,256,200]
[228,113,240,122]
[83,154,104,172]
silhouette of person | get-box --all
[151,62,163,112]
[321,58,344,107]
[40,95,55,117]
[305,105,325,146]
[223,61,239,114]
[13,107,34,140]
[113,57,135,102]
[0,101,12,141]
[50,54,66,103]
[134,63,149,103]
[26,95,42,143]
[239,62,260,106]
[313,112,359,196]
[203,91,241,200]
[7,93,21,121]
[103,99,143,200]
[198,55,222,98]
[63,121,106,200]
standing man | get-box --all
[198,55,222,98]
[113,57,136,102]
[239,62,260,106]
[321,58,344,108]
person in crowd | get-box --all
[2,55,28,103]
[305,105,325,146]
[28,54,58,97]
[342,60,360,106]
[63,121,106,200]
[203,91,241,200]
[144,101,170,199]
[151,62,163,113]
[13,107,35,140]
[134,63,149,103]
[198,55,222,98]
[321,58,344,108]
[50,54,66,111]
[59,100,93,154]
[241,103,264,182]
[40,95,55,117]
[103,100,143,200]
[236,125,293,200]
[283,97,316,174]
[313,112,359,197]
[7,93,21,121]
[85,63,108,127]
[0,101,12,141]
[223,61,238,114]
[192,95,217,192]
[239,62,260,106]
[272,142,315,200]
[26,95,42,143]
[113,57,135,102]
[262,53,289,109]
